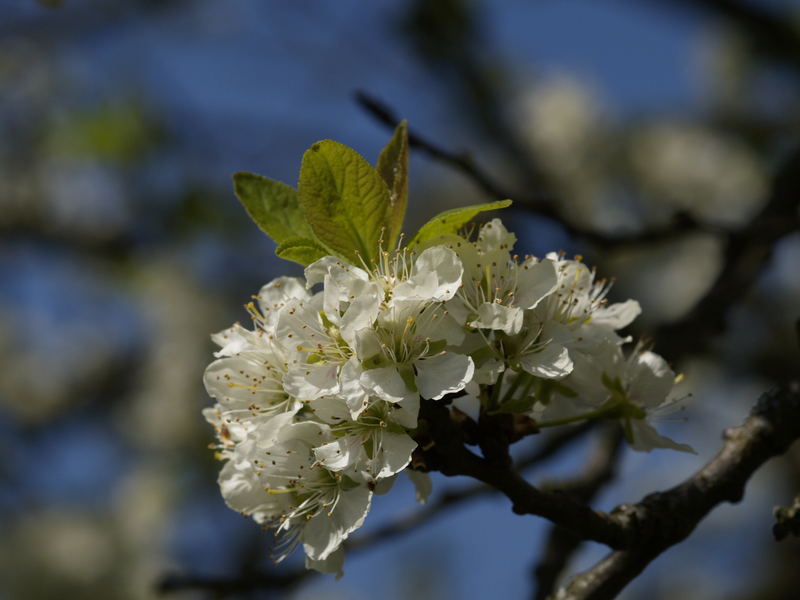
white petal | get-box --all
[476,218,516,253]
[393,246,463,302]
[559,349,612,407]
[248,412,297,448]
[314,438,360,472]
[406,470,432,504]
[471,302,523,334]
[371,474,396,495]
[323,272,379,327]
[339,358,370,419]
[283,363,340,399]
[305,256,339,287]
[305,256,367,289]
[629,420,696,454]
[519,343,573,380]
[472,357,505,385]
[204,355,288,407]
[360,366,413,403]
[515,258,558,309]
[280,420,333,447]
[218,458,281,524]
[444,297,471,327]
[305,547,344,578]
[392,394,420,429]
[594,299,641,329]
[257,277,309,328]
[415,353,474,400]
[354,328,383,361]
[628,351,675,408]
[211,324,256,357]
[303,486,372,560]
[375,432,417,478]
[452,391,480,421]
[427,311,467,346]
[339,293,381,346]
[275,293,323,343]
[310,396,351,424]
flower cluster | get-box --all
[204,218,692,575]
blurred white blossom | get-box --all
[630,123,766,226]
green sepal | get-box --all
[407,199,513,248]
[384,421,407,435]
[305,353,323,364]
[275,237,329,266]
[363,437,374,460]
[376,120,409,248]
[550,381,579,398]
[361,353,388,370]
[425,339,447,355]
[623,418,635,445]
[398,365,417,391]
[470,346,496,363]
[601,373,628,406]
[319,310,337,331]
[340,475,362,491]
[492,394,537,415]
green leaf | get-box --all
[376,121,409,248]
[408,199,512,247]
[298,140,392,265]
[233,172,314,244]
[275,237,329,266]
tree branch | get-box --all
[554,383,800,600]
[532,428,625,600]
[348,422,593,551]
[773,492,800,541]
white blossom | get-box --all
[203,216,695,577]
[535,342,695,453]
[356,300,474,404]
[219,421,372,563]
[510,253,639,378]
[312,396,418,481]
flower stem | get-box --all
[489,370,505,410]
[500,369,528,405]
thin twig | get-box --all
[355,90,712,247]
[355,90,527,203]
[418,401,630,549]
